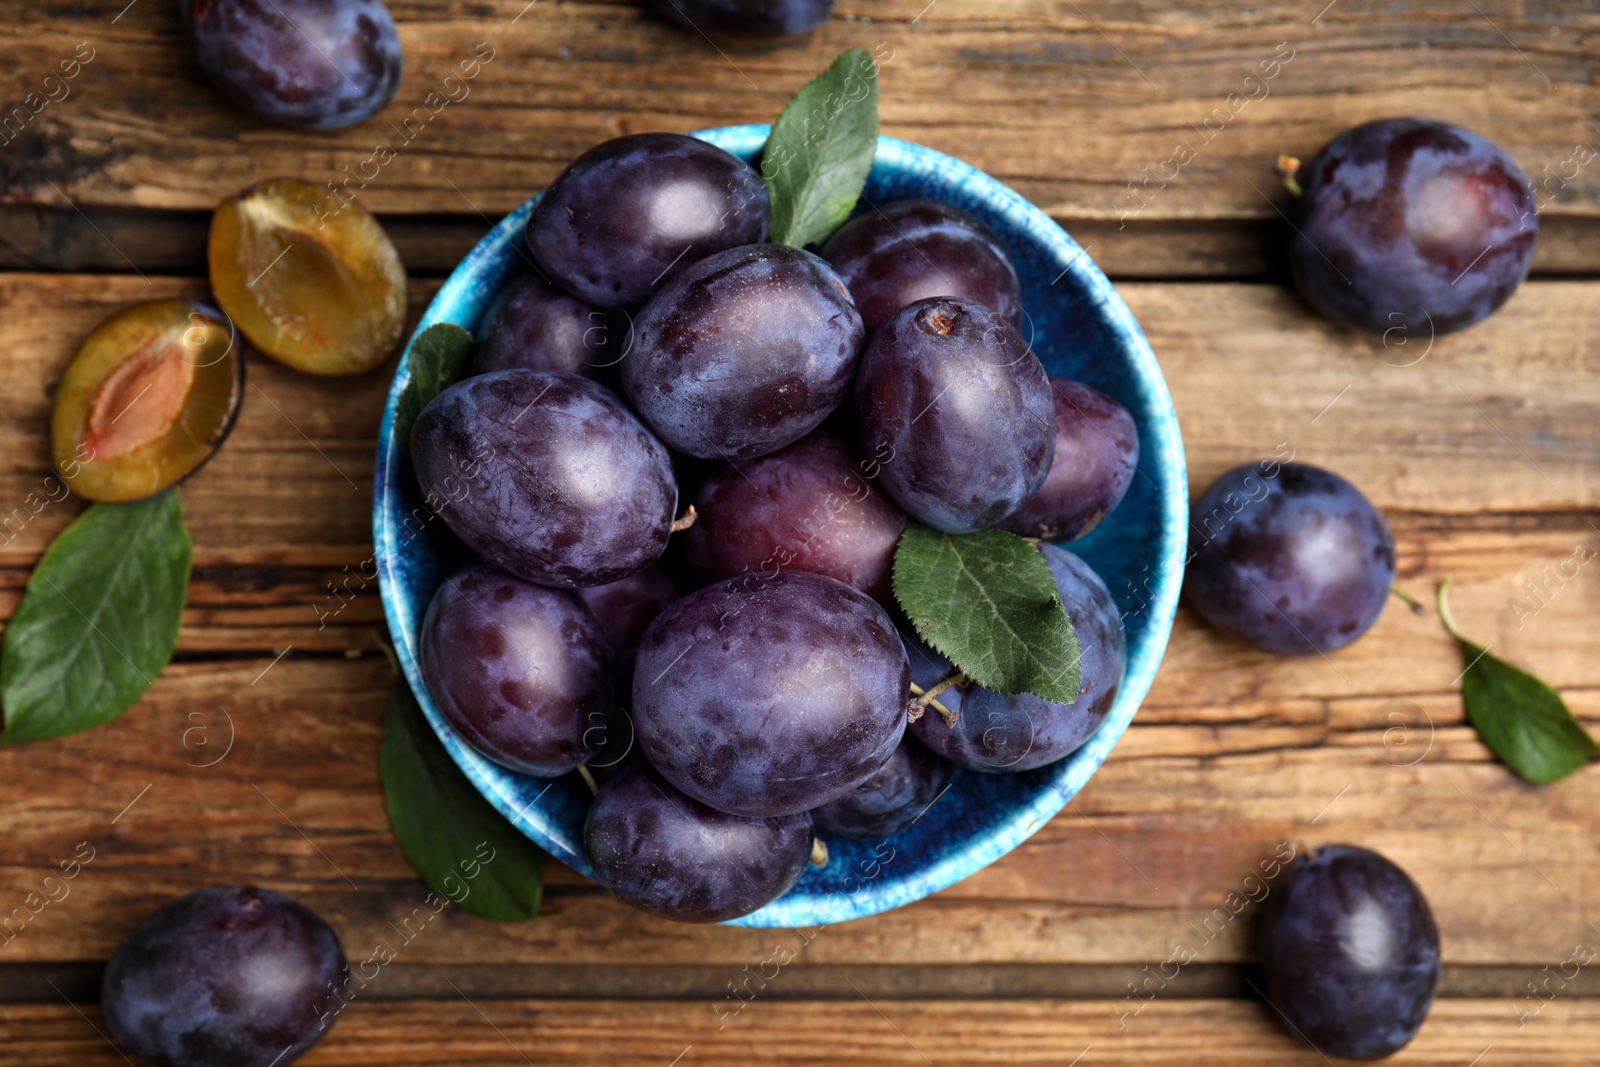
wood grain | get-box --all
[0,506,1595,970]
[4,998,1599,1065]
[4,2,1600,254]
[0,273,1594,571]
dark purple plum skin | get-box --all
[102,886,347,1067]
[1262,845,1440,1060]
[527,133,770,307]
[1000,378,1140,542]
[419,562,610,776]
[909,544,1126,772]
[411,370,677,588]
[184,0,402,131]
[1292,118,1537,337]
[823,199,1023,337]
[655,0,833,41]
[575,565,680,666]
[1187,462,1395,656]
[686,434,906,606]
[584,764,812,922]
[855,297,1054,533]
[631,571,909,817]
[474,273,616,380]
[622,244,865,461]
[812,734,952,839]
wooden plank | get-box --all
[0,510,1596,968]
[5,207,1600,281]
[4,2,1600,255]
[0,273,1595,575]
[3,998,1598,1065]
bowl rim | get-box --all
[374,124,1188,928]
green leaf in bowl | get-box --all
[395,322,474,455]
[763,47,880,249]
[893,522,1081,704]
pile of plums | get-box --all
[410,131,1141,923]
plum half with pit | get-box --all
[52,300,243,503]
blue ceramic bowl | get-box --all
[375,125,1187,928]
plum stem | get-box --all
[1277,154,1304,198]
[1390,584,1425,615]
[670,505,698,534]
[910,674,964,726]
[576,764,599,796]
[810,838,830,867]
[1435,575,1469,643]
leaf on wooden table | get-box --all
[1,491,191,743]
[381,681,544,921]
[1438,576,1597,784]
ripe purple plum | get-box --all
[410,370,677,588]
[622,244,865,461]
[575,565,680,666]
[102,886,346,1067]
[685,434,906,605]
[1000,378,1139,541]
[420,562,610,777]
[655,0,833,41]
[184,0,402,130]
[1187,462,1395,656]
[585,764,812,922]
[474,273,617,379]
[855,297,1054,532]
[1291,118,1537,337]
[527,133,770,307]
[631,571,909,817]
[823,199,1022,337]
[1262,845,1440,1060]
[909,545,1126,772]
[812,735,952,840]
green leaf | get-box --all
[395,322,474,455]
[762,48,880,249]
[1,492,191,743]
[381,682,544,921]
[1438,576,1597,784]
[893,523,1081,704]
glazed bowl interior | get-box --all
[374,125,1187,928]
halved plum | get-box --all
[53,299,244,503]
[209,178,406,376]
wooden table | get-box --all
[4,2,1600,1063]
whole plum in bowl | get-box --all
[374,125,1187,927]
